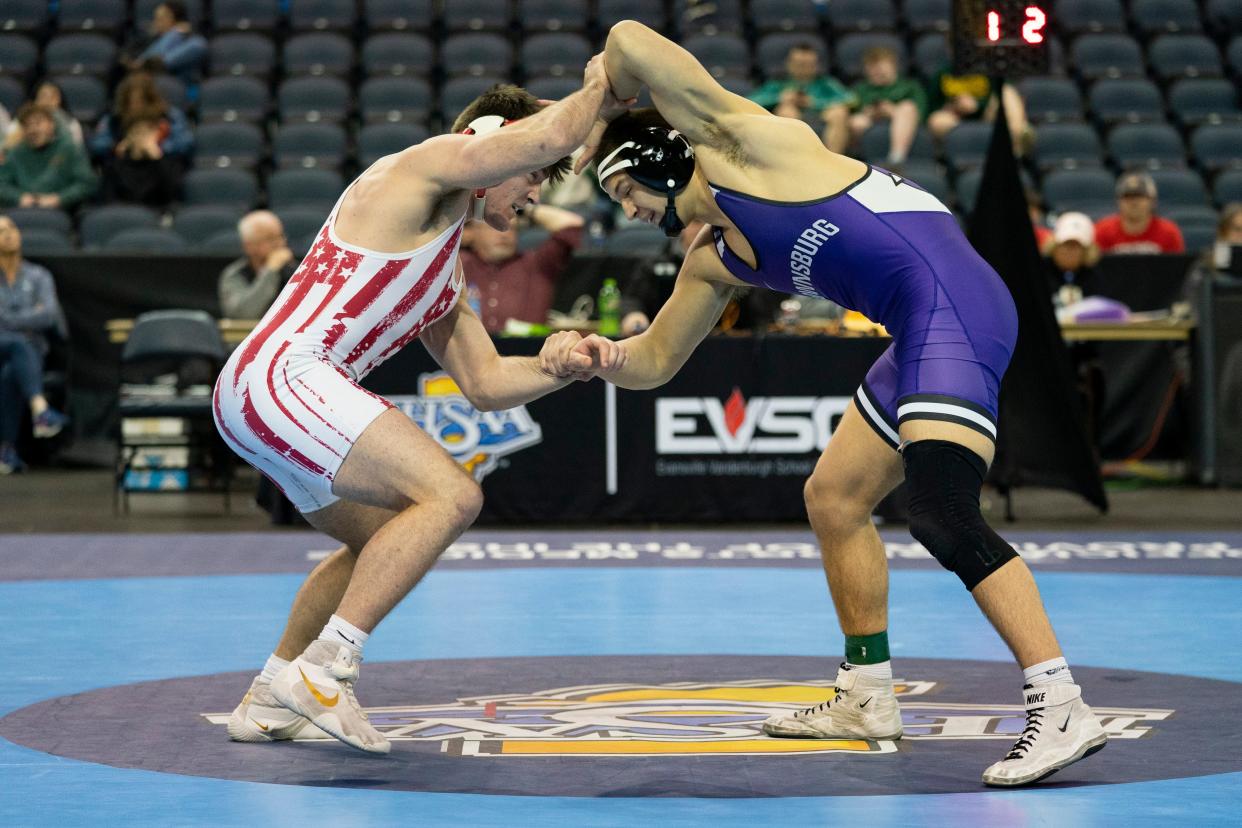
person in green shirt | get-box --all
[748,42,856,153]
[926,64,1034,155]
[0,104,97,210]
[849,46,927,167]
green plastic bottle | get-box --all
[597,277,620,337]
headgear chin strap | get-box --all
[597,127,695,237]
[461,114,513,220]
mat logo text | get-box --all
[656,388,851,454]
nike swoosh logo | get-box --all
[336,631,357,645]
[252,720,270,732]
[298,667,339,707]
[859,697,872,709]
[1058,714,1071,732]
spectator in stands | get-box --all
[99,117,183,207]
[1095,172,1185,255]
[4,81,85,151]
[460,204,584,334]
[925,67,1032,155]
[218,211,298,319]
[748,43,856,154]
[849,46,926,167]
[0,105,96,210]
[90,72,193,165]
[1044,211,1099,301]
[0,215,69,474]
[1210,203,1242,273]
[127,0,207,90]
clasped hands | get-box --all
[539,331,627,382]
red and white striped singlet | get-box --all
[213,187,466,512]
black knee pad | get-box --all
[902,439,1017,590]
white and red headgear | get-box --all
[460,114,513,220]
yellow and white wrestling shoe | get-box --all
[269,640,391,754]
[227,676,328,742]
[982,683,1108,787]
[761,664,903,740]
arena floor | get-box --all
[1,502,1239,825]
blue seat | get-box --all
[1131,0,1203,36]
[1041,168,1117,213]
[749,0,822,34]
[1071,34,1145,81]
[942,122,994,172]
[904,0,950,34]
[359,76,433,124]
[606,225,669,254]
[442,33,513,78]
[266,169,344,210]
[443,2,509,32]
[835,33,906,81]
[1207,0,1242,38]
[1168,79,1242,127]
[209,33,277,78]
[194,122,266,169]
[1213,170,1242,207]
[0,35,37,81]
[1088,79,1164,124]
[0,0,48,35]
[154,76,187,112]
[1033,123,1105,170]
[198,76,269,124]
[441,76,508,122]
[828,0,898,33]
[362,33,435,77]
[80,206,160,249]
[1230,37,1242,77]
[912,33,949,80]
[5,208,73,236]
[1020,77,1084,124]
[283,33,355,77]
[171,206,244,245]
[680,34,751,80]
[50,75,107,123]
[0,78,20,115]
[521,33,592,79]
[1148,35,1223,83]
[44,34,116,76]
[597,0,665,31]
[524,75,580,102]
[183,168,259,207]
[1108,123,1186,170]
[357,123,430,166]
[56,0,125,33]
[1148,169,1211,208]
[1054,0,1126,35]
[953,168,983,213]
[1192,124,1242,173]
[673,0,745,36]
[756,34,829,79]
[363,0,434,32]
[200,228,243,254]
[19,228,72,255]
[274,207,328,250]
[272,123,347,169]
[519,0,589,33]
[211,0,280,33]
[899,160,951,203]
[289,0,357,32]
[1164,205,1219,252]
[278,77,351,124]
[859,124,935,162]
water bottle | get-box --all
[597,277,620,337]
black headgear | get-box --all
[596,126,695,237]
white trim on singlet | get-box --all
[849,170,952,215]
[897,400,998,438]
[326,176,467,259]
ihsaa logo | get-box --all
[657,387,851,455]
[390,372,542,480]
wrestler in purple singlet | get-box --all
[708,165,1018,449]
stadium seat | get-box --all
[363,0,434,32]
[953,168,983,213]
[756,34,830,79]
[79,206,160,249]
[271,124,347,169]
[1054,0,1126,34]
[1165,205,1219,251]
[283,33,355,77]
[274,208,327,248]
[0,0,49,35]
[1108,123,1186,169]
[674,0,745,36]
[199,228,243,254]
[1020,77,1084,124]
[289,0,356,32]
[57,0,125,33]
[521,33,592,79]
[835,34,906,81]
[1147,169,1212,208]
[359,76,433,124]
[1231,37,1242,77]
[1033,123,1105,170]
[194,122,266,169]
[912,33,949,80]
[681,34,751,80]
[520,0,589,33]
[1207,0,1242,37]
[827,0,898,33]
[1214,170,1242,207]
[1088,79,1164,124]
[441,76,508,122]
[0,35,38,81]
[0,78,19,117]
[942,122,994,172]
[899,160,951,203]
[209,33,277,78]
[1130,0,1202,36]
[171,206,244,245]
[1191,124,1242,173]
[211,0,280,33]
[5,208,73,237]
[1071,34,1145,81]
[443,2,509,32]
[198,76,269,124]
[1148,35,1223,82]
[267,169,344,210]
[44,34,116,77]
[183,168,259,207]
[606,225,669,254]
[904,0,951,34]
[106,227,188,253]
[524,75,580,102]
[749,0,822,34]
[1168,79,1242,127]
[597,0,666,31]
[19,229,72,255]
[357,123,430,167]
[278,77,351,124]
[859,124,935,162]
[1041,168,1117,213]
[718,77,755,97]
[50,76,107,123]
[442,33,513,78]
[154,76,188,111]
[361,33,435,77]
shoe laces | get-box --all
[796,686,844,718]
[1004,708,1045,760]
[328,655,370,722]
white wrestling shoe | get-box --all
[227,676,328,742]
[982,683,1108,787]
[762,664,903,740]
[269,640,391,754]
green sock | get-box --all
[845,631,890,665]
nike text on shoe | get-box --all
[269,640,391,754]
[982,683,1108,787]
[762,663,903,740]
[227,676,328,743]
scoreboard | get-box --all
[952,0,1052,77]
